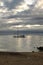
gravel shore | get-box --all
[0,52,43,65]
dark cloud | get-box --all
[3,0,23,10]
[5,18,43,25]
[4,15,31,19]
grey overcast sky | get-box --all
[0,0,43,30]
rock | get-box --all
[37,47,43,51]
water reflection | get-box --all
[0,34,43,52]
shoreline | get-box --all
[0,52,43,65]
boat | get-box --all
[13,35,25,38]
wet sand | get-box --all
[0,52,43,65]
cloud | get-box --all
[0,0,42,19]
[3,0,24,10]
[0,0,43,31]
[0,0,30,19]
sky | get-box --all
[0,0,43,30]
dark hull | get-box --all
[13,35,25,38]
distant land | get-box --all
[0,30,43,35]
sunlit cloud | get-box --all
[26,25,32,28]
[15,2,29,12]
[33,0,43,14]
[33,24,40,26]
[35,0,43,9]
[0,8,8,13]
[7,21,14,23]
[9,24,43,30]
[24,0,35,5]
[10,24,41,28]
[11,25,23,28]
[0,1,4,6]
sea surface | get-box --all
[0,34,43,52]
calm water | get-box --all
[0,34,43,52]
